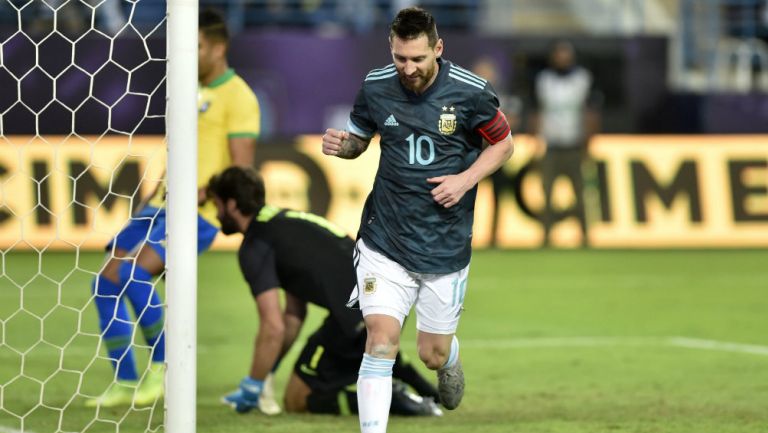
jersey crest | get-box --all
[363,276,377,295]
[197,90,211,113]
[439,105,457,135]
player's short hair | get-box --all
[199,8,229,45]
[390,7,439,48]
[208,167,265,215]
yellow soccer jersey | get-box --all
[150,69,260,225]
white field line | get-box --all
[667,337,768,356]
[462,336,768,357]
[461,336,659,349]
[3,337,767,357]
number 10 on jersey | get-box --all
[406,134,435,166]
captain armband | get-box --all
[477,109,511,144]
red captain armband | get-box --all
[476,109,511,144]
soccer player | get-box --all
[208,167,442,417]
[321,7,514,433]
[85,9,260,407]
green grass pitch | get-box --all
[1,249,767,432]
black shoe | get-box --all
[389,381,443,417]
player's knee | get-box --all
[283,392,307,413]
[284,373,310,413]
[99,247,131,285]
[100,259,123,285]
[368,341,398,358]
[118,260,154,285]
[364,317,401,357]
[366,332,399,357]
[366,329,399,358]
[418,344,449,370]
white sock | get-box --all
[357,353,394,433]
[442,335,460,369]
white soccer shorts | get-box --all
[348,238,469,334]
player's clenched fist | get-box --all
[321,128,349,156]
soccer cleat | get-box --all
[134,363,165,406]
[390,380,443,417]
[437,360,464,410]
[84,380,137,408]
[257,373,282,415]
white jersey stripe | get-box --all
[366,68,396,78]
[452,65,487,83]
[450,71,486,88]
[368,63,395,74]
[449,67,486,87]
[448,72,485,89]
[366,65,396,78]
[365,71,397,81]
[347,118,374,138]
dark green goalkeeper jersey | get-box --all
[347,57,511,274]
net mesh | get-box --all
[1,0,167,431]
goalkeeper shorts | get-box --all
[107,205,219,259]
[294,314,366,395]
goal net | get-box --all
[0,0,196,431]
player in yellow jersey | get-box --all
[85,9,260,408]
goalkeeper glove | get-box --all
[221,377,263,413]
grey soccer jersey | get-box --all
[347,57,510,273]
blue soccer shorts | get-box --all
[106,205,219,259]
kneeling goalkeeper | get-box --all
[208,166,441,416]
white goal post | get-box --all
[165,0,198,431]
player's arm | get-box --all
[466,134,514,183]
[428,109,514,208]
[322,86,376,159]
[226,82,260,167]
[222,286,284,413]
[279,292,307,358]
[223,242,281,413]
[228,136,256,167]
[209,86,259,205]
[249,288,285,380]
[322,128,371,159]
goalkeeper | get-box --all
[86,9,260,407]
[209,167,442,416]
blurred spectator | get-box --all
[531,41,601,248]
[470,55,522,248]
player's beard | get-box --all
[219,212,241,235]
[399,62,436,94]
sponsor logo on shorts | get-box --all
[363,277,376,295]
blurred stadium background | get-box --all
[0,1,766,432]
